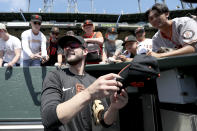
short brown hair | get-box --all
[145,3,169,21]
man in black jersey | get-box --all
[41,35,128,131]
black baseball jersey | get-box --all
[41,68,108,131]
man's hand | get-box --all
[41,55,49,64]
[110,89,128,110]
[87,73,122,100]
[118,55,127,62]
[146,51,163,58]
[30,52,42,59]
[7,62,14,67]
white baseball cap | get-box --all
[0,23,6,31]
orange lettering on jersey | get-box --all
[76,83,85,94]
[31,39,41,44]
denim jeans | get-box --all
[21,59,41,67]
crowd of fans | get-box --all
[1,3,197,131]
[0,3,197,68]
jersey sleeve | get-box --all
[41,33,47,57]
[21,31,33,56]
[41,70,63,128]
[179,18,197,44]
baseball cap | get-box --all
[51,27,59,33]
[0,23,6,31]
[116,55,160,93]
[135,27,145,34]
[31,14,42,22]
[58,35,86,49]
[106,27,118,34]
[83,20,93,26]
[122,35,137,46]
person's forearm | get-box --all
[0,58,3,67]
[103,105,118,125]
[9,49,21,65]
[9,54,20,66]
[122,57,133,62]
[160,45,195,58]
[102,52,107,62]
[113,51,121,59]
[85,37,104,45]
[56,89,91,124]
[41,42,47,57]
[57,54,63,64]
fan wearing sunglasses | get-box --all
[20,14,48,67]
[42,27,64,66]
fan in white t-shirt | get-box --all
[0,23,21,67]
[135,27,153,54]
[20,14,48,67]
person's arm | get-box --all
[7,38,21,67]
[41,34,49,63]
[57,54,63,65]
[147,44,195,58]
[57,47,64,65]
[41,72,121,128]
[41,34,47,57]
[0,50,4,67]
[102,44,108,63]
[102,51,108,63]
[103,89,128,125]
[56,88,92,124]
[118,52,133,62]
[56,73,121,125]
[8,49,21,67]
[84,32,104,45]
[113,40,123,59]
[85,37,104,45]
[21,32,34,58]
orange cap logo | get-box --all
[112,28,115,32]
[125,36,128,41]
[35,15,39,19]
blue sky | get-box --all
[0,0,196,14]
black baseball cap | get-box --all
[83,20,93,26]
[116,55,160,93]
[107,27,118,34]
[31,14,42,22]
[122,35,137,46]
[135,27,145,34]
[58,35,86,49]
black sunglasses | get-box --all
[33,22,41,25]
[64,42,82,49]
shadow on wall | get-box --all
[22,67,47,106]
[5,67,13,80]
